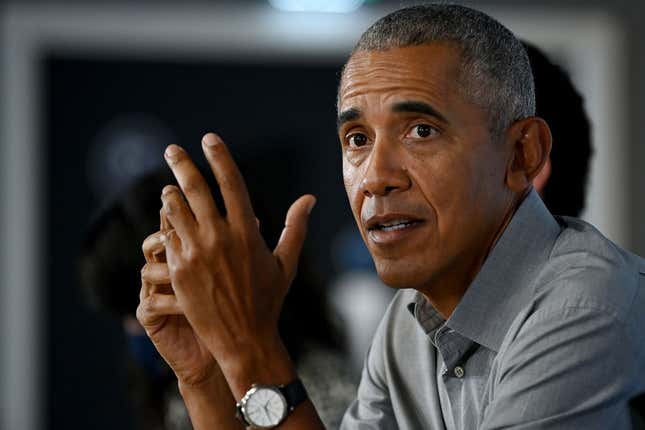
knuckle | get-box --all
[163,198,178,215]
[165,230,177,245]
[140,264,148,278]
[239,227,256,248]
[143,295,156,313]
[135,302,148,323]
[172,260,190,278]
[181,179,202,197]
[184,249,201,265]
[142,233,159,254]
[184,251,199,266]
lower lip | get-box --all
[367,221,424,245]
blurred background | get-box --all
[1,0,644,429]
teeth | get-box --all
[380,219,410,227]
[381,223,409,232]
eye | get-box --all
[347,133,369,148]
[406,124,438,139]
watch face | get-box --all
[243,386,287,428]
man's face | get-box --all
[338,44,513,292]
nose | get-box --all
[360,139,411,198]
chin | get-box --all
[374,259,430,290]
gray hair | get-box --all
[347,4,535,139]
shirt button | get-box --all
[453,366,465,378]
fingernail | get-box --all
[165,145,182,158]
[307,198,317,214]
[202,133,220,147]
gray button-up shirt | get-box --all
[341,189,645,429]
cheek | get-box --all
[413,145,506,238]
[409,151,470,208]
[407,149,484,245]
[342,159,363,219]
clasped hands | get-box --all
[138,133,316,397]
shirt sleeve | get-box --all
[479,305,637,429]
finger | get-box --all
[201,133,255,227]
[160,209,170,232]
[161,229,184,289]
[141,262,170,285]
[154,211,170,262]
[143,231,165,263]
[136,293,184,326]
[153,248,166,263]
[150,283,174,296]
[273,194,316,283]
[164,144,221,223]
[140,277,151,301]
[161,185,197,248]
[141,261,173,295]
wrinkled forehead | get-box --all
[337,43,464,111]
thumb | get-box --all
[274,194,316,283]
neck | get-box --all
[421,187,531,319]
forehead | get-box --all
[338,43,463,111]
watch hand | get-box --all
[262,406,272,422]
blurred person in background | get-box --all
[78,159,355,429]
[523,41,593,217]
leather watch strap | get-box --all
[235,404,251,428]
[280,379,308,412]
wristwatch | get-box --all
[235,379,308,428]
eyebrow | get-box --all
[391,101,448,123]
[337,100,449,130]
[337,108,361,129]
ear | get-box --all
[504,117,552,193]
[532,156,552,195]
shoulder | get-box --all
[497,217,645,363]
[530,216,645,323]
[489,219,645,406]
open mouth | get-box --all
[368,219,421,232]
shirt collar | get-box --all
[407,188,561,352]
[407,294,445,336]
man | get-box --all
[137,4,645,429]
